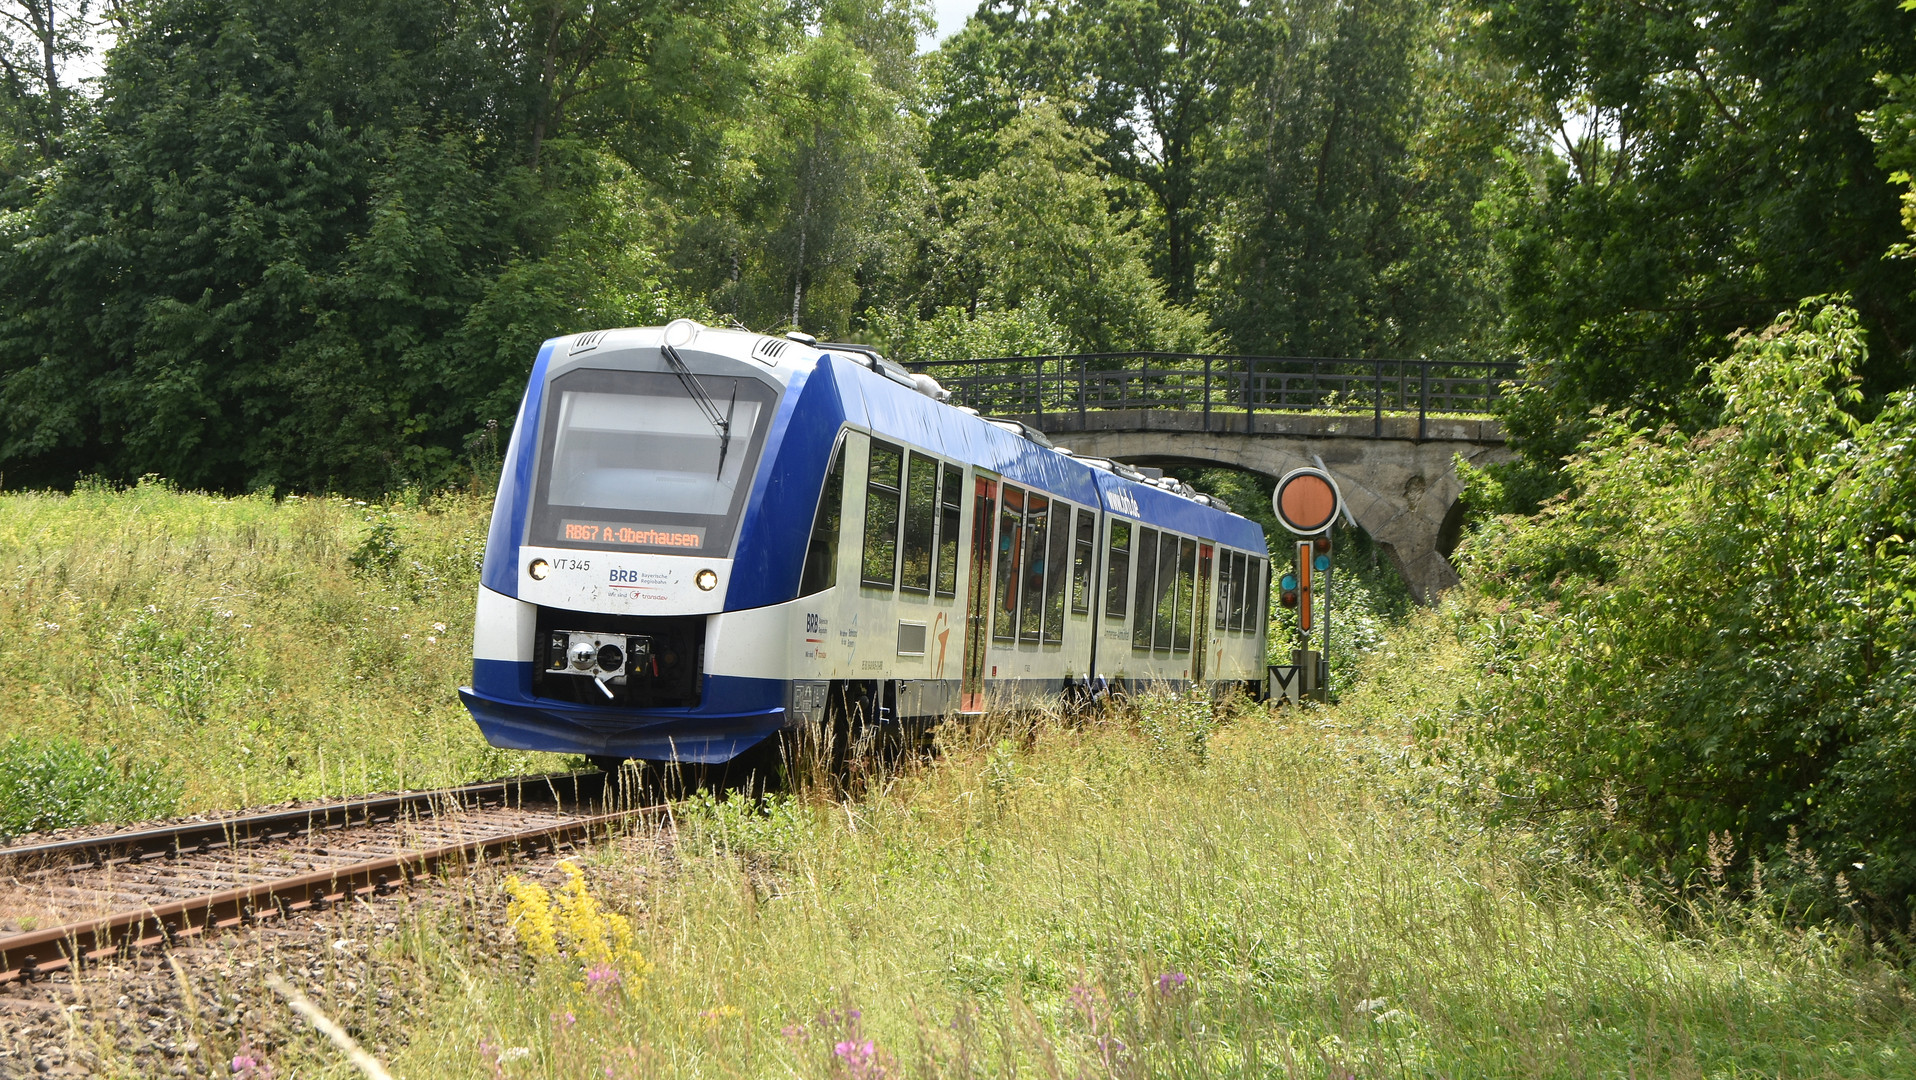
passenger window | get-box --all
[993,486,1024,641]
[861,441,902,588]
[936,464,962,597]
[1043,502,1069,642]
[1152,533,1179,652]
[1253,558,1268,636]
[1132,527,1158,650]
[1070,509,1093,614]
[1215,548,1232,631]
[799,439,845,596]
[1232,552,1249,631]
[1173,538,1196,652]
[900,451,938,593]
[1106,521,1130,620]
[1020,492,1050,642]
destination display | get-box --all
[559,520,705,550]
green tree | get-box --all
[938,101,1211,352]
[1485,0,1916,460]
[1462,299,1916,925]
[669,0,932,338]
[0,0,717,493]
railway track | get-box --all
[0,770,660,981]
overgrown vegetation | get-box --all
[192,693,1913,1078]
[0,734,178,839]
[0,479,540,816]
[1457,298,1916,929]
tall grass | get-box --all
[0,478,542,817]
[225,691,1913,1079]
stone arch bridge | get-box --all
[906,353,1519,603]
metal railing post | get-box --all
[1418,362,1429,441]
[1202,355,1212,430]
[1244,355,1255,433]
[1034,356,1044,420]
[1078,358,1087,428]
[1373,360,1382,438]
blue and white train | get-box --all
[460,320,1271,765]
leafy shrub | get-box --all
[1459,299,1916,925]
[0,735,180,839]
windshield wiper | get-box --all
[661,342,733,477]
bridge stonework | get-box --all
[1012,411,1513,603]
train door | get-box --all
[961,474,998,713]
[1192,544,1213,683]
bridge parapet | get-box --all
[910,353,1522,440]
[904,354,1522,602]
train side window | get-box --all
[1214,547,1232,631]
[862,440,902,588]
[1070,509,1093,614]
[1152,532,1179,653]
[798,437,846,597]
[1223,551,1240,631]
[1254,557,1269,637]
[1221,550,1237,631]
[1132,527,1158,650]
[1106,521,1131,620]
[1042,501,1069,642]
[1019,492,1050,642]
[1235,552,1251,631]
[1173,537,1197,652]
[993,486,1024,641]
[900,451,938,594]
[936,464,962,597]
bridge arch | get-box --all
[1045,420,1507,603]
[905,353,1522,603]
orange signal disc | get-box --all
[1276,473,1338,534]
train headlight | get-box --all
[663,318,701,348]
[528,558,551,580]
[695,568,718,591]
[569,640,596,670]
[597,643,624,672]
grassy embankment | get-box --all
[0,480,538,830]
[156,634,1914,1078]
[10,484,1913,1075]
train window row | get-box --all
[804,432,1268,651]
[991,483,1085,645]
[862,440,962,598]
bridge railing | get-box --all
[905,353,1524,439]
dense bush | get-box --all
[1460,299,1916,926]
[0,735,179,839]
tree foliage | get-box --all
[1483,0,1916,471]
[1463,299,1916,923]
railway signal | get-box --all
[1272,468,1345,702]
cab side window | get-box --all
[798,438,845,597]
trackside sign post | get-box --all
[1271,468,1344,702]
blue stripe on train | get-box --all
[463,659,786,763]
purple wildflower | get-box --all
[781,1022,809,1043]
[1156,971,1188,994]
[585,962,621,991]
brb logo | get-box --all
[609,568,643,584]
[1108,489,1141,517]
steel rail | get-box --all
[0,800,661,981]
[0,771,607,869]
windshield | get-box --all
[530,367,778,555]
